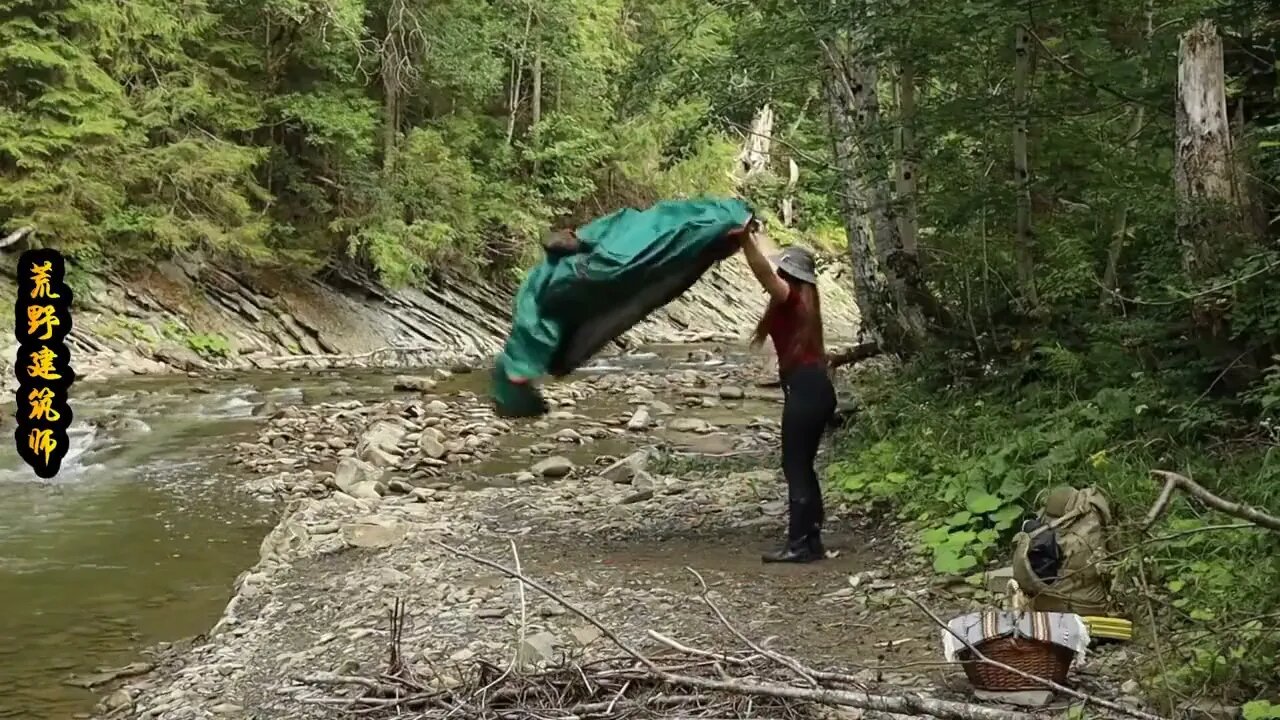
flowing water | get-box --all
[0,345,759,719]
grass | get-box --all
[825,362,1280,707]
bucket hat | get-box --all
[772,246,818,285]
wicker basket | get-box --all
[958,635,1075,691]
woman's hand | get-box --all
[726,218,762,247]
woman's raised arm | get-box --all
[739,227,790,304]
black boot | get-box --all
[761,532,824,563]
[763,500,824,563]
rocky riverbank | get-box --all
[89,354,1143,720]
[0,253,859,392]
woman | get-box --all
[739,226,837,563]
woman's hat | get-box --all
[772,246,818,285]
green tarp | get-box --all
[492,197,753,417]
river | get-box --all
[0,346,759,719]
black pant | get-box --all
[780,362,837,541]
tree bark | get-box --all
[0,226,33,249]
[506,4,535,145]
[1012,26,1039,310]
[781,106,807,226]
[735,104,774,183]
[530,45,542,175]
[894,63,919,256]
[1098,0,1153,308]
[781,158,799,226]
[1174,20,1247,334]
[822,45,930,352]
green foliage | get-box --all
[830,360,1280,701]
[1244,701,1280,720]
[186,332,231,359]
[1,0,756,285]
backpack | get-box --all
[1011,485,1113,616]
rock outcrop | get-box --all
[0,253,858,391]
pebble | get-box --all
[111,349,984,720]
[532,456,574,478]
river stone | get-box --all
[680,433,735,454]
[418,434,446,459]
[252,401,278,418]
[650,400,674,415]
[668,417,711,433]
[516,631,559,667]
[357,420,405,467]
[393,375,436,392]
[718,384,745,399]
[555,428,582,443]
[341,518,406,549]
[348,480,385,500]
[532,456,573,478]
[572,624,603,647]
[626,407,650,431]
[98,689,133,713]
[618,487,654,504]
[600,450,650,484]
[333,457,384,493]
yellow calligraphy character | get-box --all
[28,261,60,300]
[27,387,60,422]
[26,346,61,381]
[27,428,58,465]
[26,304,60,341]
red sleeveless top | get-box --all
[766,292,823,374]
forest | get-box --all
[3,0,1279,710]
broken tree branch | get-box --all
[827,341,882,369]
[1146,470,1280,532]
[0,226,33,249]
[262,345,440,364]
[430,539,657,670]
[687,567,820,687]
[437,541,1037,720]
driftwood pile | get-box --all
[294,540,1174,720]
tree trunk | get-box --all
[781,158,799,226]
[781,106,807,227]
[894,63,919,256]
[382,86,400,173]
[530,46,542,175]
[1174,19,1247,334]
[735,104,774,183]
[824,71,889,345]
[822,46,930,352]
[1012,26,1039,310]
[506,4,535,145]
[1098,0,1153,308]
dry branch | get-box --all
[827,341,882,369]
[262,344,440,363]
[1146,470,1280,532]
[421,540,1039,720]
[0,226,33,249]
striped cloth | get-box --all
[942,610,1091,664]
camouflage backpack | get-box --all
[1011,485,1113,616]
